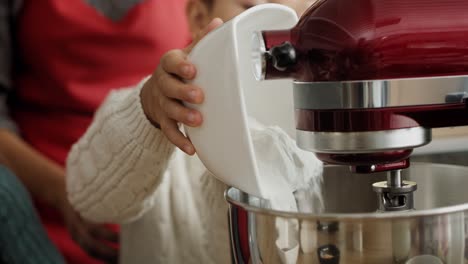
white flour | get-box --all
[248,118,323,212]
[248,119,324,262]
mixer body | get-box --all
[255,0,468,213]
[184,1,468,263]
[257,0,468,171]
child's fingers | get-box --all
[161,97,202,127]
[160,49,196,80]
[159,75,204,104]
[160,119,196,155]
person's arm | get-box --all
[0,0,67,208]
[0,2,118,262]
[0,130,68,207]
[0,0,65,207]
[66,18,223,223]
[67,80,176,223]
[0,133,119,262]
[0,0,72,217]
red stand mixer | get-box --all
[187,2,468,263]
[254,0,468,212]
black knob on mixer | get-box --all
[269,42,297,71]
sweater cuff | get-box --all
[121,77,168,149]
[88,76,174,160]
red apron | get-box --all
[13,0,190,262]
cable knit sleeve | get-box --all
[66,78,175,224]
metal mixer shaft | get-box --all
[372,170,417,212]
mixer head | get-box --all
[292,76,468,173]
[253,0,468,175]
[257,27,468,212]
[291,76,468,211]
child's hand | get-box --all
[141,18,223,155]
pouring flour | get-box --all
[247,117,323,264]
[248,117,323,212]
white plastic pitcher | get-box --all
[184,4,298,198]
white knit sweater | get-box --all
[66,78,323,264]
[66,80,231,264]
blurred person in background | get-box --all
[0,0,189,263]
[67,0,314,263]
[0,155,65,264]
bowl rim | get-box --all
[225,162,468,221]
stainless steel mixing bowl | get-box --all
[226,163,468,264]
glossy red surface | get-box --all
[263,0,468,81]
[353,159,410,173]
[298,102,468,169]
[296,102,468,132]
[228,206,250,264]
[317,150,412,166]
[317,152,411,172]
